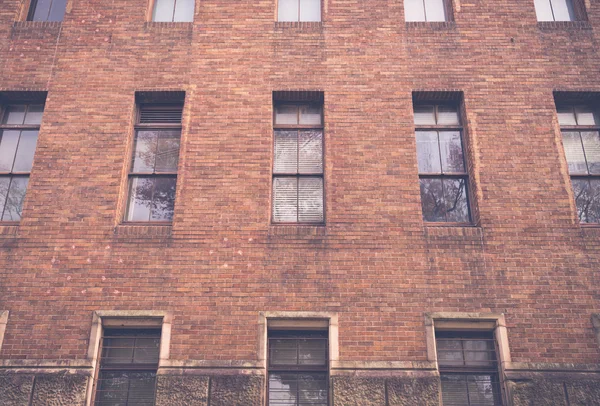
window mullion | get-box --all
[422,0,428,21]
[0,176,12,221]
[9,130,23,174]
[548,0,557,21]
[171,0,177,22]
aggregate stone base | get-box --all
[0,375,34,406]
[155,375,209,406]
[509,377,600,406]
[0,372,87,406]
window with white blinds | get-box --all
[273,102,324,223]
[436,331,503,406]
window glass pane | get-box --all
[405,0,426,21]
[2,177,29,221]
[298,373,328,405]
[276,105,299,125]
[269,373,298,406]
[153,0,176,22]
[2,106,26,125]
[443,178,469,222]
[298,338,327,365]
[464,340,494,366]
[103,337,135,364]
[420,177,445,222]
[562,131,587,175]
[31,0,52,21]
[414,105,435,125]
[574,106,597,126]
[155,131,180,172]
[0,131,21,172]
[299,0,321,22]
[24,105,44,125]
[416,131,441,173]
[298,177,324,222]
[270,339,298,365]
[173,0,195,22]
[151,177,176,221]
[0,177,10,220]
[581,131,600,174]
[437,339,464,366]
[274,130,299,174]
[95,371,129,405]
[48,0,67,22]
[588,179,600,223]
[439,131,464,173]
[133,338,161,363]
[299,105,322,125]
[424,0,446,22]
[12,131,38,172]
[550,0,574,21]
[278,0,299,21]
[466,375,499,406]
[132,131,159,173]
[557,106,577,126]
[534,0,555,21]
[437,105,460,125]
[298,130,323,174]
[574,179,600,223]
[126,372,157,404]
[273,177,298,222]
[127,177,153,221]
[440,375,469,406]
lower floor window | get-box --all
[571,177,600,223]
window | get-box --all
[268,329,328,406]
[437,331,503,406]
[27,0,67,21]
[557,104,600,223]
[125,103,182,222]
[534,0,578,21]
[405,0,449,22]
[0,103,43,222]
[414,101,471,223]
[272,95,324,223]
[278,0,321,22]
[94,328,160,405]
[151,0,194,22]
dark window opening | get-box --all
[27,0,67,22]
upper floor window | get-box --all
[557,104,600,223]
[272,94,324,224]
[0,103,43,222]
[27,0,67,22]
[437,331,503,406]
[278,0,321,22]
[125,103,182,222]
[414,101,471,223]
[268,329,328,406]
[94,329,161,405]
[534,0,578,21]
[405,0,449,22]
[151,0,194,22]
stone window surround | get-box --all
[85,310,172,406]
[0,311,8,351]
[258,311,339,371]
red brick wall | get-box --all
[0,0,599,365]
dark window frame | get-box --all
[272,100,325,225]
[414,101,473,225]
[267,329,329,406]
[558,103,600,225]
[0,103,43,223]
[123,103,182,224]
[436,330,504,406]
[92,328,161,406]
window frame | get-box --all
[276,0,323,22]
[405,0,453,23]
[413,101,473,225]
[534,0,586,22]
[26,0,67,22]
[148,0,195,22]
[0,103,44,224]
[123,103,182,224]
[272,100,326,225]
[557,103,600,225]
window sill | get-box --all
[269,224,326,237]
[537,21,592,31]
[424,224,482,239]
[114,223,172,238]
[406,21,456,31]
[0,224,19,237]
[274,21,323,32]
[143,22,193,35]
[13,21,62,29]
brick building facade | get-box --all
[1,0,600,404]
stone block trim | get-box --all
[209,374,264,406]
[155,375,209,406]
[0,375,34,406]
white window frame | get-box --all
[85,310,172,406]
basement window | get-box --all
[151,0,194,22]
[278,0,321,22]
[27,0,67,21]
